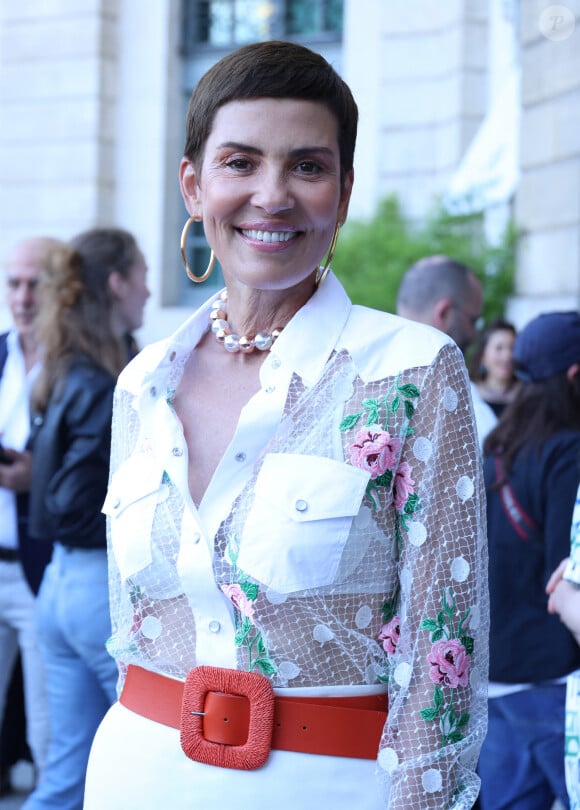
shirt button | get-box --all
[150,386,157,397]
[172,447,183,457]
[295,499,308,513]
[271,356,281,369]
[235,452,246,463]
[169,351,176,361]
[192,533,201,545]
[208,620,221,633]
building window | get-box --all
[183,0,342,51]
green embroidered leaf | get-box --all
[366,483,380,511]
[254,658,277,676]
[447,730,465,744]
[433,686,444,710]
[432,628,445,641]
[436,610,447,628]
[460,635,474,655]
[397,383,421,399]
[339,413,362,431]
[241,582,259,601]
[235,617,253,643]
[374,470,393,488]
[381,595,398,622]
[234,628,249,645]
[421,618,439,632]
[404,493,420,514]
[420,707,439,722]
[390,396,400,414]
[362,399,380,425]
[458,610,471,636]
[457,712,470,728]
[404,400,415,419]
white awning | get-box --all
[443,67,520,214]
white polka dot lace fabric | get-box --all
[104,287,488,809]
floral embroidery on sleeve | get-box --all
[419,588,473,747]
[221,535,277,677]
[341,375,421,542]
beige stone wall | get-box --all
[512,0,580,321]
[0,0,185,342]
[0,1,578,338]
[0,0,119,247]
[345,0,488,221]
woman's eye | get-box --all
[295,161,321,175]
[225,157,253,171]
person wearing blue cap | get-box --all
[477,310,580,809]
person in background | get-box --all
[478,310,580,810]
[396,254,497,449]
[0,237,58,796]
[547,479,580,809]
[85,41,488,810]
[22,227,149,810]
[469,318,519,419]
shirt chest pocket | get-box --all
[102,453,166,581]
[237,453,369,594]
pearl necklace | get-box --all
[209,291,283,354]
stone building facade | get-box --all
[0,0,578,341]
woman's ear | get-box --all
[179,159,202,219]
[107,271,125,300]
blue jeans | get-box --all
[478,684,570,809]
[23,544,118,810]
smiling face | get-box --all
[180,98,352,293]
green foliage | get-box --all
[331,195,517,325]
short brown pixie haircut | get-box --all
[183,40,358,186]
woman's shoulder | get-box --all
[342,304,456,379]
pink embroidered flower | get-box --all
[392,461,415,510]
[427,638,470,688]
[221,584,256,621]
[349,426,401,479]
[378,616,401,654]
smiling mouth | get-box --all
[240,229,298,243]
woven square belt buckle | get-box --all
[180,665,275,770]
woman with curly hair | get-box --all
[23,227,149,810]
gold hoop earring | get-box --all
[180,216,215,283]
[315,223,340,288]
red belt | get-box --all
[120,664,387,770]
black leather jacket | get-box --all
[28,358,115,548]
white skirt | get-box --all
[84,701,385,810]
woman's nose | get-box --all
[252,169,293,214]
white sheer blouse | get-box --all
[103,273,489,809]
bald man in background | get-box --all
[0,237,61,795]
[397,254,497,449]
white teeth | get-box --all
[241,229,295,243]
